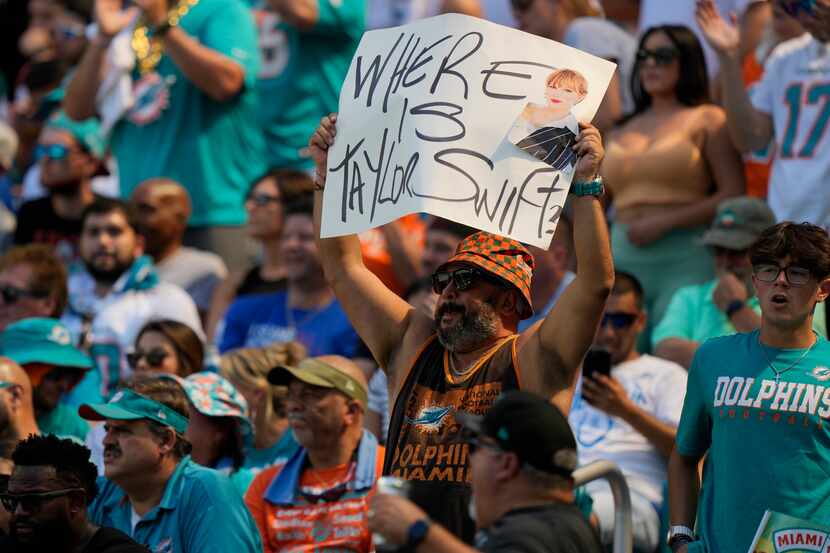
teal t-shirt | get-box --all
[676,330,830,552]
[248,0,364,169]
[242,427,299,471]
[37,403,89,442]
[89,456,262,553]
[653,279,827,347]
[110,0,266,226]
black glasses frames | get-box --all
[1,487,85,512]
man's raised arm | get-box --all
[310,115,430,374]
[519,123,614,402]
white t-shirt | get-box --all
[569,354,687,505]
[751,35,830,230]
[155,247,228,311]
[564,18,637,115]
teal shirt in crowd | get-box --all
[89,456,262,553]
[676,331,830,553]
[243,427,299,471]
[110,0,265,226]
[653,279,827,348]
[247,0,364,169]
[37,403,89,442]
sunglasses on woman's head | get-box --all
[636,47,679,66]
[126,348,169,369]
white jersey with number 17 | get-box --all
[751,34,830,230]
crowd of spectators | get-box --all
[0,0,828,552]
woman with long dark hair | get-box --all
[601,24,744,347]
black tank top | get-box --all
[384,334,521,542]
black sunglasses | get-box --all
[1,488,85,512]
[467,433,505,455]
[0,284,49,305]
[636,47,679,66]
[432,267,504,295]
[126,348,169,369]
[601,312,638,330]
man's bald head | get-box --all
[130,178,192,259]
[0,357,32,395]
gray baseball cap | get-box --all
[701,196,776,250]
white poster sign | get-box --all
[321,13,615,248]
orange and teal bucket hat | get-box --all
[436,231,535,319]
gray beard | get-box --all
[436,302,499,353]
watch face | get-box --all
[408,519,430,544]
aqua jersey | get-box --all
[37,403,90,442]
[110,0,265,226]
[89,456,263,553]
[676,330,830,553]
[243,427,300,472]
[248,0,364,169]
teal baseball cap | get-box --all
[79,389,189,434]
[44,110,107,159]
[0,318,92,370]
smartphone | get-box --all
[583,348,611,381]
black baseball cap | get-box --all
[456,391,578,478]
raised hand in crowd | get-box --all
[309,113,337,187]
[694,0,741,57]
[94,0,139,40]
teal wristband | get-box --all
[571,176,604,197]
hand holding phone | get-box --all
[582,348,611,382]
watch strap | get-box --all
[405,518,431,550]
[571,177,604,197]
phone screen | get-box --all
[583,348,611,381]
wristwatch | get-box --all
[667,524,695,550]
[405,519,431,550]
[725,299,745,318]
[571,176,604,197]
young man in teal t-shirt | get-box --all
[247,0,364,170]
[668,222,830,553]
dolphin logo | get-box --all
[406,405,454,433]
[812,366,830,382]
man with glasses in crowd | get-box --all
[0,244,67,333]
[81,375,262,552]
[669,222,830,552]
[654,197,781,368]
[245,356,383,552]
[369,391,602,553]
[0,434,148,552]
[14,111,107,265]
[569,272,687,552]
[696,0,830,231]
[309,115,612,541]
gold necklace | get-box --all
[131,0,200,75]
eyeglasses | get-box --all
[753,264,812,286]
[778,0,817,17]
[245,193,282,208]
[34,143,73,162]
[432,267,503,295]
[1,488,85,512]
[126,348,169,369]
[55,24,85,40]
[509,0,534,11]
[600,312,638,330]
[0,284,49,304]
[636,47,679,66]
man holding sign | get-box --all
[310,112,612,541]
